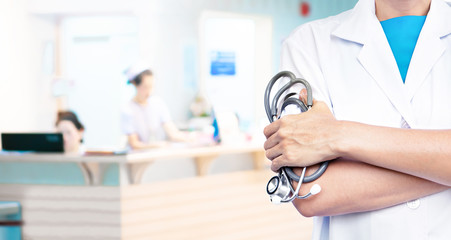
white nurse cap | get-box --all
[124,62,151,83]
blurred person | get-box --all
[121,64,189,149]
[56,111,85,154]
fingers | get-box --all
[312,98,318,105]
[299,88,318,107]
[264,139,283,160]
[312,100,330,113]
[299,88,308,106]
[263,132,282,172]
[263,132,279,150]
[270,155,297,172]
[264,117,294,152]
[299,89,330,112]
[270,155,284,172]
[263,120,280,138]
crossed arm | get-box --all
[291,160,448,217]
[263,100,451,217]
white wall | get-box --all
[0,0,57,138]
[60,16,140,149]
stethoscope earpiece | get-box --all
[310,184,322,195]
[264,71,329,204]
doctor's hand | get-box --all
[263,95,342,172]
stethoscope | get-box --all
[264,71,329,204]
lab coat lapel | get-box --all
[358,25,415,127]
[332,0,415,126]
[405,0,451,101]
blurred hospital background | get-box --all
[0,0,359,239]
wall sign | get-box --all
[210,51,236,76]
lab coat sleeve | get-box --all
[280,25,333,111]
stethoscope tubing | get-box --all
[264,71,313,121]
[285,162,329,183]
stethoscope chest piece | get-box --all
[267,174,290,205]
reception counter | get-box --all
[0,142,266,185]
[0,143,313,240]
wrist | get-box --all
[331,120,354,159]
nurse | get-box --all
[263,0,451,239]
[121,64,188,149]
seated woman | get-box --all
[55,111,97,184]
[56,111,85,154]
[121,65,188,149]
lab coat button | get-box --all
[406,199,420,209]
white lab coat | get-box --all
[280,0,451,239]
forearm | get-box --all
[163,122,189,142]
[128,134,167,149]
[293,160,448,217]
[336,121,451,186]
[130,141,167,150]
[168,132,188,142]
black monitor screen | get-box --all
[1,133,64,153]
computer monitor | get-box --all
[212,110,246,145]
[1,133,64,153]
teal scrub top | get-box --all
[380,15,427,83]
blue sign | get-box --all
[210,51,236,76]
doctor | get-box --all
[121,64,188,149]
[263,0,451,239]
